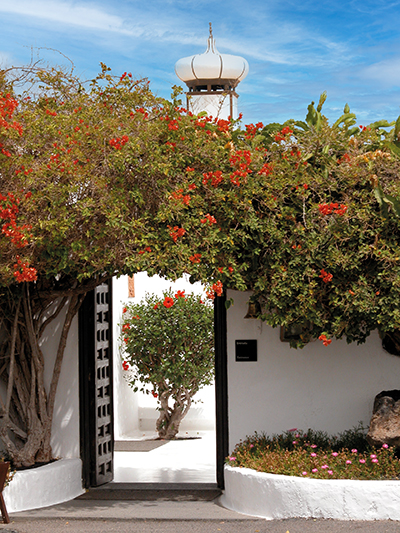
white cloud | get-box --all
[0,0,127,32]
[0,51,13,67]
[350,0,400,15]
[0,0,351,69]
[360,57,400,88]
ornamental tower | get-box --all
[175,23,249,120]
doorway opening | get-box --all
[79,275,227,489]
[112,273,226,486]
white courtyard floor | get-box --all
[114,430,217,484]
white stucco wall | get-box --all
[113,275,140,439]
[227,289,400,451]
[0,302,80,459]
[40,303,80,458]
[113,273,215,439]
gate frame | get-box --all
[79,283,228,489]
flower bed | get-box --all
[226,427,400,480]
[220,428,400,520]
[221,465,400,520]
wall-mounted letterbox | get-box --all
[235,340,257,362]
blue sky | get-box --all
[0,0,400,125]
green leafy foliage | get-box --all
[157,96,400,347]
[4,71,400,350]
[121,290,214,438]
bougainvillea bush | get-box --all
[121,290,214,439]
[227,427,400,480]
[2,58,400,466]
[160,93,400,350]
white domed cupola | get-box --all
[175,24,249,119]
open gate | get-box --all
[79,279,228,489]
[79,280,114,488]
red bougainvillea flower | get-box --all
[319,334,332,346]
[175,290,185,298]
[200,213,217,225]
[319,269,333,283]
[13,257,37,282]
[163,297,174,308]
[168,225,186,242]
[274,126,293,143]
[202,171,224,187]
[215,118,231,133]
[151,390,158,398]
[138,247,152,255]
[170,189,190,206]
[206,281,223,299]
[122,361,129,371]
[318,203,348,216]
[122,324,130,331]
[258,162,273,177]
[154,303,159,310]
[109,135,129,150]
[122,307,127,313]
[189,254,201,263]
[337,153,351,164]
[213,281,223,297]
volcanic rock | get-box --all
[367,390,400,448]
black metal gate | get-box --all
[79,280,114,488]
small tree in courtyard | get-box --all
[121,290,214,439]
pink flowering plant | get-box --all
[121,289,214,439]
[227,426,400,480]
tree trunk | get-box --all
[0,276,107,467]
[0,281,93,467]
[156,387,192,439]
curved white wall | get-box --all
[221,465,400,520]
[4,458,84,513]
[227,289,400,450]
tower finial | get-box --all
[207,22,215,53]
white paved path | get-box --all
[114,431,217,483]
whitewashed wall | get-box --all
[40,304,80,458]
[0,303,80,459]
[113,273,215,439]
[227,289,400,450]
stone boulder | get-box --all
[367,390,400,448]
